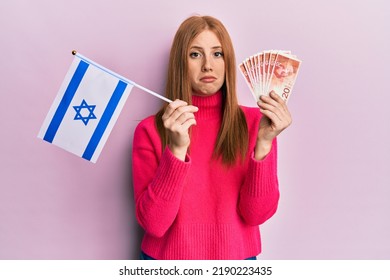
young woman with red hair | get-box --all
[132,15,292,260]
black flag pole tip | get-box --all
[72,50,77,55]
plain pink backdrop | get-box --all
[0,0,389,259]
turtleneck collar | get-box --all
[191,90,223,120]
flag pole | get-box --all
[71,50,172,103]
[131,83,172,103]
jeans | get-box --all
[140,251,257,260]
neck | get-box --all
[191,90,223,120]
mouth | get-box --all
[200,76,217,83]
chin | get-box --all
[193,91,217,96]
[193,87,220,96]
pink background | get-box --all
[1,0,389,259]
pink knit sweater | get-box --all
[132,91,279,260]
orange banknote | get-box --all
[239,50,301,103]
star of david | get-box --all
[73,99,97,125]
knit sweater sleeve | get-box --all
[238,137,280,226]
[132,117,190,237]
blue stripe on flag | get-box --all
[82,80,128,161]
[43,60,89,143]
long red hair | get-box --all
[155,15,248,165]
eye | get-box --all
[190,52,201,58]
[214,51,224,57]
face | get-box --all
[188,30,225,96]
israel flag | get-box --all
[38,53,134,163]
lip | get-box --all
[200,76,217,83]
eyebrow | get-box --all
[190,45,222,50]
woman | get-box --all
[132,15,292,260]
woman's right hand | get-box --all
[162,99,199,161]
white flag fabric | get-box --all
[38,53,133,163]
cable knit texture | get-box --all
[132,91,279,259]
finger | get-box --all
[258,101,284,122]
[163,107,199,134]
[260,92,288,112]
[259,100,292,124]
[259,93,282,107]
[163,103,198,124]
[259,100,290,124]
[162,99,188,120]
[259,98,291,125]
[175,111,196,125]
[267,92,292,125]
[168,105,198,124]
[269,91,284,102]
[169,117,197,137]
[269,91,290,112]
[260,108,283,127]
[180,118,197,131]
[260,106,292,132]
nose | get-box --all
[202,56,212,72]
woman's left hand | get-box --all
[255,91,292,160]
